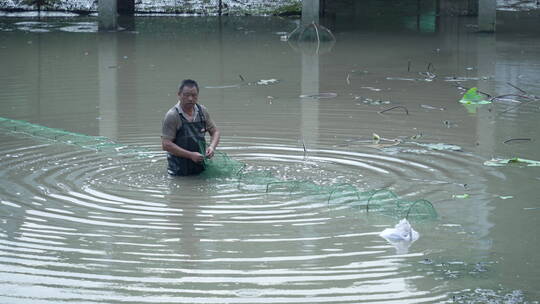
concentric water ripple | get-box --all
[0,129,498,304]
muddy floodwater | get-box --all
[0,11,539,304]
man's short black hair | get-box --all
[178,79,199,93]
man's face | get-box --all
[178,86,199,109]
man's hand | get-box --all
[190,151,204,163]
[205,146,215,159]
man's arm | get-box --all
[162,138,204,163]
[205,127,221,158]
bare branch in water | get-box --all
[379,106,409,115]
[491,94,533,101]
[506,82,527,94]
[498,98,539,115]
[238,74,245,82]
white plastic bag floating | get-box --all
[379,218,419,254]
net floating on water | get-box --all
[1,117,437,221]
[0,117,150,157]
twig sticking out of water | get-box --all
[239,74,245,82]
[346,73,351,85]
[311,22,321,55]
[506,82,527,94]
[407,60,411,72]
[301,137,307,158]
[497,96,539,115]
[503,138,532,144]
[379,106,409,115]
[490,94,533,102]
[495,83,539,115]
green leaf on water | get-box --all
[372,133,381,142]
[459,87,492,105]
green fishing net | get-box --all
[1,117,437,220]
[0,117,148,156]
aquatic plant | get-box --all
[459,87,492,105]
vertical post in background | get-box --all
[302,0,320,25]
[99,0,118,31]
[478,0,496,32]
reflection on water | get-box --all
[1,10,540,304]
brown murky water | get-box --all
[0,11,539,304]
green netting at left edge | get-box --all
[1,117,437,220]
[0,117,150,157]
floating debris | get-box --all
[452,194,470,199]
[379,106,409,115]
[443,120,458,128]
[498,195,514,200]
[421,104,445,111]
[355,97,391,105]
[444,76,492,82]
[256,78,279,85]
[299,92,337,99]
[361,86,382,92]
[503,138,532,144]
[451,288,526,304]
[484,157,540,167]
[386,77,417,81]
[379,218,419,254]
[379,218,419,242]
[414,143,462,151]
[205,78,279,89]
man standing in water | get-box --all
[161,79,221,176]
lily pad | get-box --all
[459,87,492,105]
[484,157,540,167]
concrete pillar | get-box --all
[478,0,496,32]
[302,0,320,25]
[98,0,118,31]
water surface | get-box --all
[1,12,539,304]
